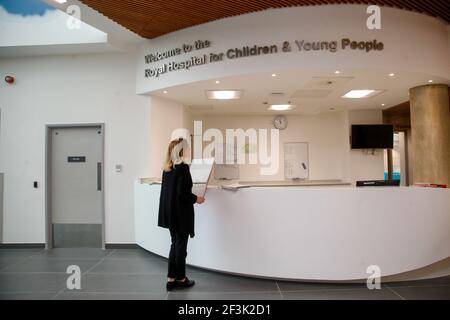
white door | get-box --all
[50,126,103,248]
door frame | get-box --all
[385,130,410,186]
[45,123,105,250]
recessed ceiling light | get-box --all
[206,90,243,100]
[54,0,67,3]
[389,73,395,77]
[271,73,277,77]
[215,80,220,84]
[428,80,433,83]
[268,104,294,111]
[381,103,385,107]
[341,90,383,99]
[334,71,340,74]
[163,90,168,94]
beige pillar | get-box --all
[410,84,450,186]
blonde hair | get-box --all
[163,138,187,172]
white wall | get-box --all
[0,52,151,244]
[155,109,382,184]
[194,112,351,182]
[149,96,190,178]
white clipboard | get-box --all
[190,158,215,197]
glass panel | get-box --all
[384,133,401,181]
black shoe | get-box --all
[166,281,178,291]
[176,277,195,289]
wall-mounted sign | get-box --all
[144,40,211,64]
[68,156,86,163]
[144,38,384,79]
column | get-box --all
[410,84,450,186]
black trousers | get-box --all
[167,229,189,280]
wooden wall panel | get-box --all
[383,101,412,132]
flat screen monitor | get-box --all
[351,124,394,149]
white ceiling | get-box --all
[0,0,143,58]
[151,68,449,115]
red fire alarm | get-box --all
[5,76,15,84]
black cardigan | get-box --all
[158,163,198,238]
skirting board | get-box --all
[0,243,45,249]
[0,243,140,249]
[105,244,140,249]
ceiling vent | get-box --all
[290,76,354,98]
[187,105,214,112]
[307,76,354,88]
[291,89,333,98]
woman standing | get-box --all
[158,138,205,290]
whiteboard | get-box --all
[284,142,309,179]
[214,164,239,180]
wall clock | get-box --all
[273,115,288,130]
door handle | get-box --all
[97,162,102,191]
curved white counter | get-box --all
[134,182,450,281]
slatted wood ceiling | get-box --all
[79,0,450,39]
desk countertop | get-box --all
[139,177,351,188]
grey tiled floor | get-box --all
[0,248,449,300]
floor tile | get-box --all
[0,249,446,300]
[0,292,57,300]
[168,291,282,300]
[282,288,401,300]
[56,291,168,300]
[104,249,161,260]
[177,273,278,293]
[386,276,450,288]
[389,286,450,300]
[0,249,44,259]
[0,258,27,271]
[88,257,168,274]
[33,248,113,260]
[185,265,215,275]
[89,257,207,275]
[65,273,167,293]
[1,258,101,273]
[277,280,366,292]
[0,273,67,293]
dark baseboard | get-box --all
[105,243,140,249]
[0,243,45,249]
[0,243,140,249]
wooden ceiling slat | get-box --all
[396,0,426,14]
[410,0,439,17]
[425,0,447,11]
[79,0,450,38]
[429,1,450,21]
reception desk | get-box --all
[134,181,450,282]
